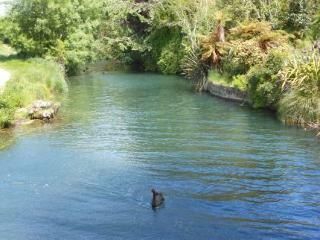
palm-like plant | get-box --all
[200,20,225,70]
[181,45,208,90]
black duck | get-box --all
[151,189,165,208]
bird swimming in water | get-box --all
[151,189,165,208]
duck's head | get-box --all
[151,189,156,194]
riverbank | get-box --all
[0,57,68,128]
[205,69,320,136]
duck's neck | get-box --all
[152,190,158,198]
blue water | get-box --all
[0,73,319,240]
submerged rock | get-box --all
[28,100,60,120]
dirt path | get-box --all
[0,68,11,92]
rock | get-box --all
[32,100,54,109]
[204,82,249,103]
[28,100,60,120]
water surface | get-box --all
[0,73,319,240]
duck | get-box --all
[151,189,165,208]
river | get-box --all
[0,73,319,240]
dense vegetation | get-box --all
[0,0,319,132]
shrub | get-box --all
[223,39,267,75]
[220,21,290,77]
[229,21,272,40]
[246,61,283,109]
[232,74,248,91]
[282,0,312,34]
[265,48,290,73]
[157,42,183,74]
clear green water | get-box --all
[0,73,319,240]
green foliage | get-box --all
[3,58,67,98]
[181,45,208,90]
[157,42,183,74]
[208,70,232,86]
[244,49,288,108]
[230,21,272,39]
[279,91,320,126]
[208,70,248,91]
[220,21,290,77]
[145,26,183,73]
[246,65,273,108]
[232,74,248,91]
[147,0,217,75]
[311,12,320,40]
[4,0,106,74]
[224,39,267,75]
[279,51,320,125]
[0,108,13,128]
[282,0,312,34]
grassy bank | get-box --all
[207,49,320,135]
[0,57,68,128]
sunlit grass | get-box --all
[208,70,247,91]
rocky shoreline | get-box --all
[203,81,249,104]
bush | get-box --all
[282,0,312,35]
[157,42,183,74]
[222,39,267,75]
[232,74,248,91]
[246,61,283,109]
[5,0,106,74]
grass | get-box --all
[0,56,68,128]
[208,70,232,86]
[279,91,320,126]
[208,70,248,91]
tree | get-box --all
[4,0,106,73]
